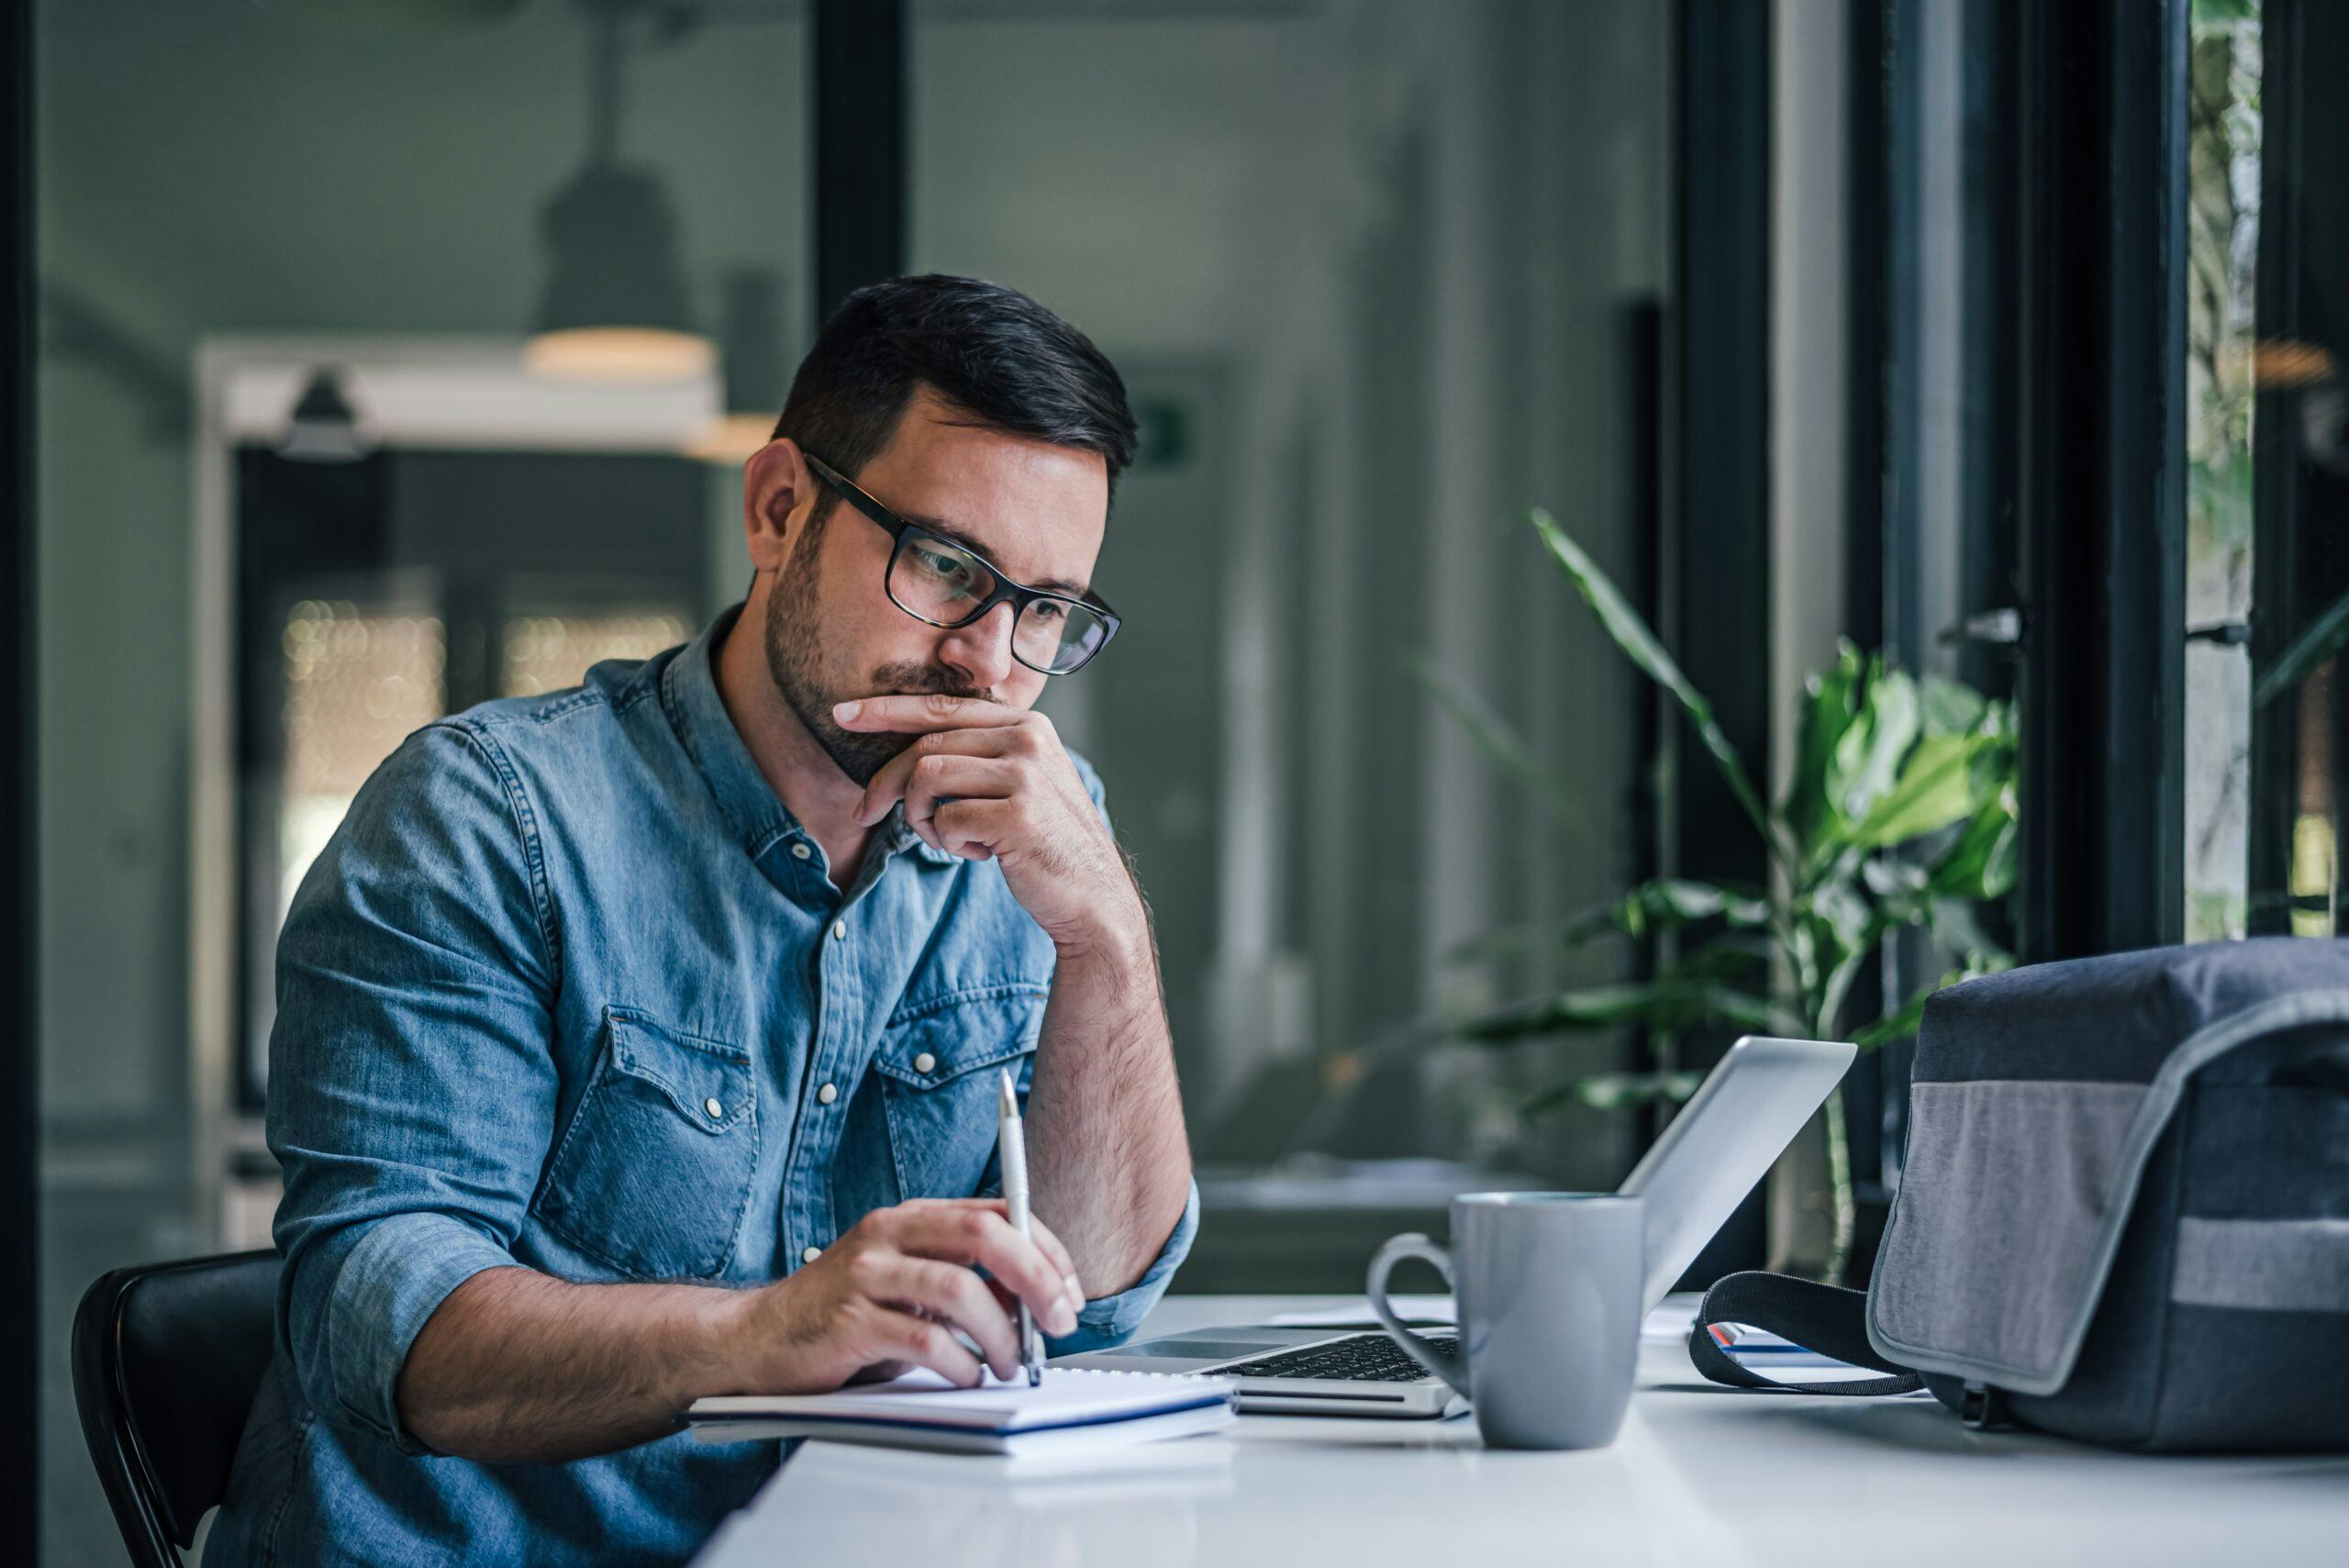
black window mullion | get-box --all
[1843,0,1892,1192]
[2015,0,2189,963]
[812,0,907,325]
[2247,0,2306,936]
[1669,0,1774,1280]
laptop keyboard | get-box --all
[1219,1331,1459,1383]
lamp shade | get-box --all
[278,369,368,463]
[525,161,713,384]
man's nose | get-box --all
[939,601,1019,689]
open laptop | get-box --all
[1053,1035,1855,1417]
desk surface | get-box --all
[692,1294,2349,1568]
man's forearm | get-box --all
[1026,906,1192,1296]
[835,695,1193,1294]
[395,1197,1097,1467]
[396,1266,744,1464]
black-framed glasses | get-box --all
[803,452,1121,675]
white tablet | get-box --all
[1618,1035,1856,1309]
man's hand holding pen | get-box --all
[721,1199,1085,1392]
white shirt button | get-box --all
[703,1096,724,1118]
[831,919,847,940]
[790,842,811,861]
[817,1081,839,1106]
[801,1245,822,1264]
[913,1051,937,1074]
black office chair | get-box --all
[72,1251,281,1568]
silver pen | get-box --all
[996,1069,1042,1385]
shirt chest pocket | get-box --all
[868,986,1048,1203]
[535,1007,761,1280]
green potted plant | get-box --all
[1422,510,2020,1283]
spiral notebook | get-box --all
[685,1368,1238,1456]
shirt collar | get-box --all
[661,604,957,869]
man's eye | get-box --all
[914,547,974,585]
[1030,601,1066,625]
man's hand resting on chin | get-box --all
[836,694,1146,959]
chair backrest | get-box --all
[72,1251,281,1568]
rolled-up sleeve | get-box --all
[1046,1178,1199,1353]
[268,720,560,1454]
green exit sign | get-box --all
[1133,398,1192,471]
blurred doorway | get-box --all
[192,342,730,1250]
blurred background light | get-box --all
[682,411,778,464]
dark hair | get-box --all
[772,274,1138,516]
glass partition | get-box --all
[35,5,805,1557]
[2182,0,2349,941]
[911,0,1674,1284]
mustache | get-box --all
[863,662,994,705]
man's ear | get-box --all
[741,438,812,573]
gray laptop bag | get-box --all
[1689,939,2349,1451]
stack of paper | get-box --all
[686,1368,1236,1456]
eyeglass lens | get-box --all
[888,534,1109,673]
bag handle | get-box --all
[1688,1271,1924,1396]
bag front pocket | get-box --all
[536,1006,760,1279]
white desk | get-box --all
[691,1294,2349,1567]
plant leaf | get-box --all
[1926,797,2020,900]
[1844,733,1981,848]
[1983,808,2020,895]
[1571,878,1774,943]
[1521,1070,1707,1118]
[1807,878,1876,968]
[1850,985,1933,1051]
[1782,641,1864,850]
[1529,509,1790,868]
[2254,584,2349,709]
[1830,662,1920,825]
[2191,0,2257,25]
[1445,880,1772,963]
[1656,934,1777,982]
[1406,650,1582,829]
[1453,979,1799,1043]
[1851,951,2014,1051]
[1919,673,1987,738]
[1861,855,1930,903]
[1927,898,2011,963]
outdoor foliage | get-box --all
[1422,509,2021,1277]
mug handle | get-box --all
[1366,1232,1471,1398]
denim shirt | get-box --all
[207,606,1197,1567]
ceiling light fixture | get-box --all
[524,1,714,385]
[278,368,369,463]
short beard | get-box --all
[762,506,993,786]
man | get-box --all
[209,274,1196,1565]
